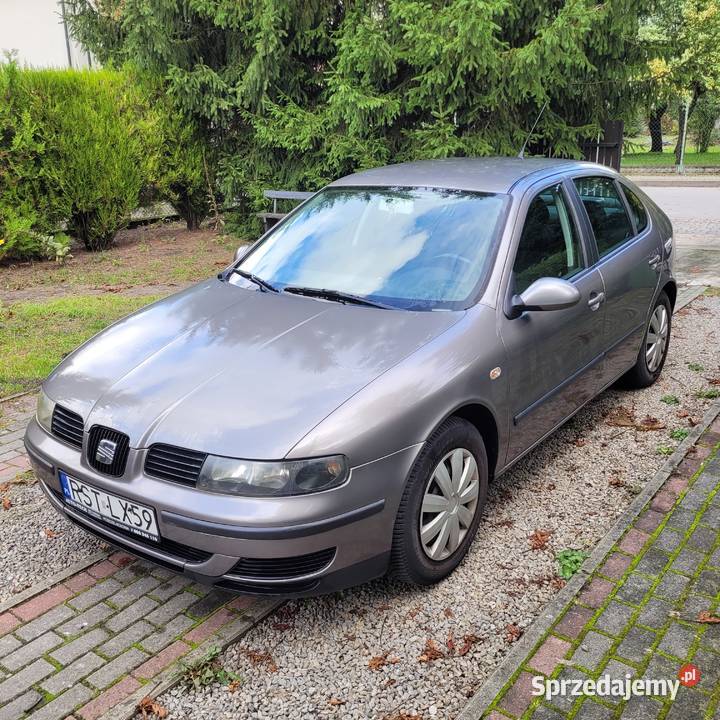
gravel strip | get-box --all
[156,293,720,720]
[0,484,104,602]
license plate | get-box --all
[58,470,159,542]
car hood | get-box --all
[45,280,462,459]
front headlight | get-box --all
[196,455,349,497]
[36,389,55,433]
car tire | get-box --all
[622,291,672,389]
[390,416,488,586]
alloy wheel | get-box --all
[645,304,669,373]
[419,448,479,561]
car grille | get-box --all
[87,426,130,477]
[51,405,84,448]
[49,487,212,564]
[228,548,335,580]
[144,444,207,486]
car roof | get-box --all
[329,157,611,195]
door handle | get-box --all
[588,291,605,311]
[648,253,662,271]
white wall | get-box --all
[0,0,91,68]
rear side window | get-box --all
[573,177,633,258]
[621,185,648,233]
[513,185,584,294]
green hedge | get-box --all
[0,64,210,260]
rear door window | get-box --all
[573,177,633,258]
[621,185,649,233]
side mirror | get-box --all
[508,277,581,319]
[233,247,245,263]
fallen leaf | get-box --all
[528,529,552,550]
[328,698,346,707]
[368,652,400,670]
[493,518,514,528]
[608,475,626,488]
[551,577,566,590]
[688,416,699,427]
[227,679,241,693]
[272,622,292,632]
[709,377,720,386]
[406,606,421,619]
[606,406,635,428]
[676,409,690,418]
[43,528,59,538]
[637,415,665,431]
[698,611,720,624]
[381,714,421,720]
[242,649,277,672]
[137,696,168,719]
[505,623,523,643]
[384,678,397,687]
[2,497,11,511]
[574,438,586,447]
[446,632,456,653]
[443,607,455,619]
[458,634,480,656]
[418,638,445,663]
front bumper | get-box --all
[25,419,421,596]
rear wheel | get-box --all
[391,417,488,585]
[622,291,672,389]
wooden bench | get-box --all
[257,190,314,232]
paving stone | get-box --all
[528,636,572,675]
[579,578,615,609]
[15,605,75,642]
[616,627,656,664]
[692,472,718,495]
[695,569,720,597]
[105,596,158,633]
[546,666,588,713]
[665,509,696,532]
[0,614,19,638]
[686,525,718,552]
[57,602,113,636]
[498,671,536,717]
[594,602,635,636]
[0,689,41,720]
[107,575,162,609]
[96,620,154,658]
[184,608,235,644]
[41,653,105,695]
[654,528,683,554]
[691,647,720,687]
[600,553,633,581]
[679,593,713,619]
[651,490,676,514]
[635,510,665,534]
[709,547,720,568]
[132,639,190,680]
[569,631,613,672]
[31,683,93,720]
[86,647,147,690]
[620,696,663,719]
[529,705,565,719]
[702,504,720,527]
[13,586,73,622]
[0,659,54,704]
[636,548,671,577]
[641,653,677,691]
[699,625,720,653]
[87,560,117,580]
[0,634,21,659]
[145,591,196,625]
[51,628,109,665]
[112,564,150,584]
[1,631,62,672]
[654,572,690,601]
[149,575,193,601]
[678,489,706,512]
[665,686,708,720]
[604,658,635,681]
[574,700,614,719]
[64,571,96,594]
[616,574,654,606]
[671,546,705,577]
[78,675,140,720]
[67,578,123,611]
[139,614,194,653]
[187,589,234,618]
[658,622,696,660]
[619,530,651,555]
[555,605,595,640]
[150,566,176,581]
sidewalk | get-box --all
[461,413,720,720]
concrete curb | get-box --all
[457,396,720,720]
[106,597,283,720]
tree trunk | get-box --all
[648,104,666,152]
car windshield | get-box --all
[235,186,508,310]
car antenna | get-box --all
[517,100,549,160]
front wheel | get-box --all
[622,291,672,389]
[391,417,488,586]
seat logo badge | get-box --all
[96,439,117,465]
[490,367,502,380]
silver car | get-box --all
[25,158,675,596]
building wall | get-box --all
[0,0,91,68]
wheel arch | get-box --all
[661,279,677,312]
[447,403,500,480]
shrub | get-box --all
[0,63,162,255]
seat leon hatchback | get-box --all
[25,158,675,596]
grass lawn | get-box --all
[622,144,720,168]
[0,294,159,397]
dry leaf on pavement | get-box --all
[458,634,480,656]
[368,651,400,670]
[697,611,720,624]
[418,638,445,663]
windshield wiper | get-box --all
[229,268,279,293]
[283,286,393,309]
